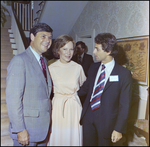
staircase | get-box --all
[1,27,14,146]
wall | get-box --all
[11,7,25,54]
[33,1,45,26]
[69,1,149,39]
[69,1,149,119]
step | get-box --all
[1,35,10,39]
[1,28,9,33]
[1,78,6,89]
[1,61,10,69]
[1,100,8,119]
[1,117,10,136]
[1,44,11,49]
[1,33,9,38]
[1,47,13,54]
[1,54,14,61]
[1,39,11,46]
[1,37,10,43]
[9,33,14,38]
[10,38,16,43]
[1,35,12,44]
[1,135,13,146]
[1,102,8,114]
[1,103,8,118]
[1,89,6,101]
[8,28,13,33]
[1,111,8,119]
[1,69,7,78]
[1,48,13,54]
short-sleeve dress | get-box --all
[47,59,86,146]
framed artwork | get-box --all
[117,35,149,86]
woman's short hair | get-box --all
[95,33,118,57]
[52,35,75,58]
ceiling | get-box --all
[39,1,88,39]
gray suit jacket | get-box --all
[6,47,52,142]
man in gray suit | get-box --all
[6,23,53,146]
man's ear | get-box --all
[30,33,35,41]
[107,51,111,56]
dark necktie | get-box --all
[78,55,82,64]
[40,56,47,83]
[90,64,105,111]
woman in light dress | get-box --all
[47,35,86,146]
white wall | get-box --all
[69,1,149,39]
[69,1,149,119]
[11,7,25,54]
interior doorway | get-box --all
[75,29,97,62]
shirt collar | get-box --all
[104,58,115,68]
[29,46,41,62]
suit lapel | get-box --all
[44,57,52,97]
[88,62,101,99]
[26,48,49,97]
[81,62,100,118]
[82,54,85,65]
[103,62,118,92]
[82,53,87,65]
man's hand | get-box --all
[111,130,122,143]
[17,129,29,145]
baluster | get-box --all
[21,4,23,29]
[31,1,34,27]
[16,3,18,18]
[24,4,25,30]
[29,2,31,30]
[18,3,20,23]
[22,4,24,30]
[27,4,28,31]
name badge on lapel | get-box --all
[109,75,119,82]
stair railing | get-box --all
[34,1,46,24]
[11,1,45,50]
[11,1,32,49]
[12,1,33,31]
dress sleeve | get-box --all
[79,65,86,87]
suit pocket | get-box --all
[24,109,39,117]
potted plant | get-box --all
[1,1,10,27]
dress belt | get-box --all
[54,93,82,118]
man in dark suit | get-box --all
[72,41,94,77]
[78,33,132,146]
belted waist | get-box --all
[54,93,81,117]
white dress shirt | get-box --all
[29,46,43,68]
[91,58,115,101]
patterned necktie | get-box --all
[40,56,47,83]
[90,64,105,111]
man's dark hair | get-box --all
[95,33,118,57]
[76,41,88,53]
[30,23,53,36]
